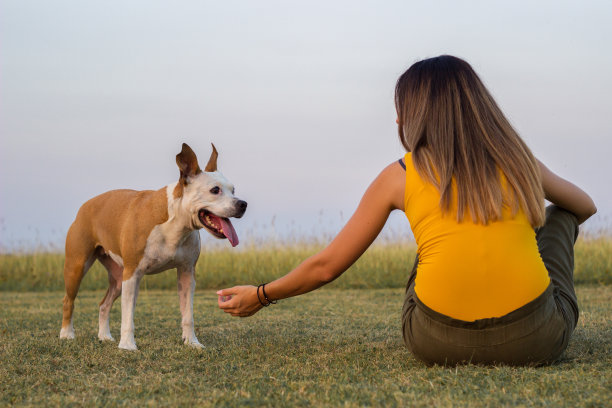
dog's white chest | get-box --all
[137,226,200,275]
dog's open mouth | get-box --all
[198,209,239,247]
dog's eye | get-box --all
[231,187,235,195]
[210,186,220,195]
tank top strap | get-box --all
[398,158,406,170]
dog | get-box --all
[59,143,247,350]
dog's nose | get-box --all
[234,200,247,218]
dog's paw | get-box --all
[118,340,138,351]
[186,340,205,349]
[183,336,205,349]
[59,326,75,339]
[98,332,115,342]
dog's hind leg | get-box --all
[60,225,96,339]
[97,250,123,341]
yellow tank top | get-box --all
[403,153,550,321]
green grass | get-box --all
[1,237,611,292]
[0,286,610,406]
[1,239,610,405]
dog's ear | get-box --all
[176,143,202,183]
[204,143,218,172]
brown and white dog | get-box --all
[59,143,246,350]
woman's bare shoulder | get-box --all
[373,159,406,212]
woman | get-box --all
[217,55,597,365]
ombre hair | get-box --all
[395,55,545,227]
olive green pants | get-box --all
[402,206,580,366]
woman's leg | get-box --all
[535,205,580,332]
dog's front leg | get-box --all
[177,264,203,348]
[118,272,142,350]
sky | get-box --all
[1,0,611,251]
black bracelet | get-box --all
[256,284,268,307]
[261,283,277,305]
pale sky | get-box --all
[1,0,611,250]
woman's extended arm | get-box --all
[217,161,406,317]
[538,160,597,224]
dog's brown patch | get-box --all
[64,187,169,282]
[173,182,184,199]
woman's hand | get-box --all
[217,286,264,317]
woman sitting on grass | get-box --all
[217,55,597,365]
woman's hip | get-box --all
[402,283,573,366]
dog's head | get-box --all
[174,143,247,247]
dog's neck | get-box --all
[162,182,200,240]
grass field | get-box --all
[0,286,610,406]
[0,239,610,406]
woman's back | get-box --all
[403,153,550,321]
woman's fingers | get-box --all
[216,287,236,305]
[217,295,233,308]
[221,305,251,317]
[216,287,237,297]
[217,287,241,308]
[217,287,245,310]
[216,285,261,317]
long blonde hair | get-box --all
[395,55,545,227]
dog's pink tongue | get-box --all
[219,217,239,247]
